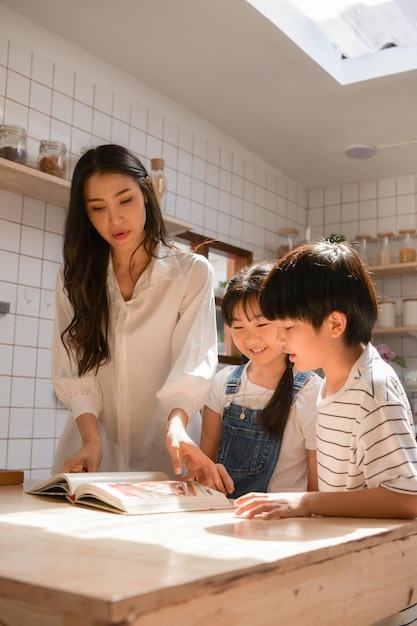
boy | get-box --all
[234,241,417,626]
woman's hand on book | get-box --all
[166,415,234,495]
[60,413,103,472]
[60,441,102,473]
[180,447,235,495]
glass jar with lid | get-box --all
[377,231,394,265]
[150,158,167,208]
[398,228,416,263]
[0,125,27,165]
[355,234,372,265]
[37,140,67,178]
[277,227,299,258]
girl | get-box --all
[200,261,322,498]
[51,144,220,484]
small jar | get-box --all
[403,298,417,326]
[377,231,394,265]
[150,158,167,206]
[37,140,67,178]
[0,125,27,164]
[356,234,372,265]
[378,300,396,328]
[277,227,299,258]
[399,228,416,263]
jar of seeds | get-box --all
[0,125,27,165]
[37,140,67,178]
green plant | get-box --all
[326,233,345,243]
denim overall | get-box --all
[217,364,311,498]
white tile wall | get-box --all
[0,8,416,477]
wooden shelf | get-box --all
[0,156,70,206]
[368,261,417,277]
[373,325,417,337]
[0,157,193,235]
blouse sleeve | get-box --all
[51,268,104,420]
[156,253,218,419]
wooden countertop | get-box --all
[1,482,417,625]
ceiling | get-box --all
[2,0,417,190]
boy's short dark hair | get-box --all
[260,240,378,346]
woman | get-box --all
[51,144,219,481]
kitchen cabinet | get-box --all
[368,260,417,337]
[0,157,193,235]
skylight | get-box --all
[247,0,417,84]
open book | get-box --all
[27,471,233,515]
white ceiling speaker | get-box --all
[345,144,376,159]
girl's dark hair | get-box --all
[222,262,295,440]
[62,144,171,376]
[260,240,378,346]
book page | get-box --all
[27,471,169,496]
[74,480,233,515]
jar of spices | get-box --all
[150,158,167,207]
[37,140,67,178]
[355,234,372,265]
[398,228,416,263]
[377,231,394,265]
[0,125,27,165]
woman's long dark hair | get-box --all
[222,262,295,440]
[62,144,171,376]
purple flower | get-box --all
[375,343,406,368]
[376,343,395,362]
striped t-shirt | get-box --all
[317,343,417,495]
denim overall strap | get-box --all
[217,367,312,499]
[218,364,280,498]
[225,364,246,395]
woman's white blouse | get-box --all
[51,244,218,476]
